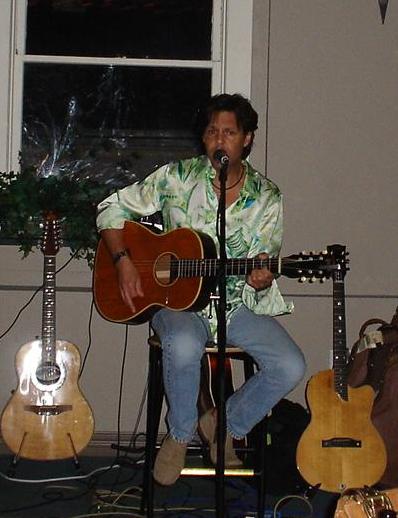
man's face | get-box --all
[202,111,252,170]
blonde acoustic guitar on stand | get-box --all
[1,213,94,462]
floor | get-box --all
[0,446,340,518]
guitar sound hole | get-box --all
[36,362,61,385]
[154,253,177,286]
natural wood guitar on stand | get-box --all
[296,244,387,493]
[0,213,94,462]
[93,221,336,324]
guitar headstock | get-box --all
[282,250,332,282]
[327,244,349,281]
[40,212,61,256]
[282,246,349,283]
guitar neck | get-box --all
[175,257,282,278]
[41,255,57,364]
[333,271,348,400]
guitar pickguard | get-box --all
[19,339,67,394]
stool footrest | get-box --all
[181,467,255,477]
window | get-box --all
[26,0,212,60]
[15,0,217,186]
[23,63,211,185]
[2,1,254,176]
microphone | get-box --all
[213,149,229,165]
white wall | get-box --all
[261,1,398,401]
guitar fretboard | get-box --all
[172,257,284,278]
[333,268,348,400]
[41,255,56,364]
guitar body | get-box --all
[296,369,387,493]
[93,222,218,324]
[1,339,94,461]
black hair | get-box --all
[195,93,259,158]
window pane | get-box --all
[22,64,211,186]
[26,0,212,60]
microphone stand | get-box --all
[215,158,228,518]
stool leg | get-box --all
[243,356,268,517]
[142,345,164,517]
[257,415,267,518]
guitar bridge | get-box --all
[24,404,72,416]
[322,437,361,448]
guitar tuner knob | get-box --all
[309,276,316,283]
[320,277,327,283]
[299,276,307,283]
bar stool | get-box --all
[141,333,268,517]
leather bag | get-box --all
[347,307,398,487]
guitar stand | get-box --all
[6,455,20,478]
[67,432,82,471]
[303,483,322,501]
[6,431,27,477]
[5,431,84,478]
[5,453,85,480]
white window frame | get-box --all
[1,0,254,172]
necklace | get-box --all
[212,164,245,191]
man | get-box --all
[96,93,306,486]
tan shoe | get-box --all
[153,435,188,485]
[198,408,243,467]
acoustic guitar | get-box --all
[0,213,94,461]
[93,221,335,324]
[296,244,387,493]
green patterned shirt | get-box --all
[97,155,293,337]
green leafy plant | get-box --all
[0,167,112,267]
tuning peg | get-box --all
[299,276,307,283]
[320,277,327,283]
[301,250,307,255]
[309,276,317,283]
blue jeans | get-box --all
[151,305,306,442]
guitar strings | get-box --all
[108,258,323,265]
[104,257,327,277]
